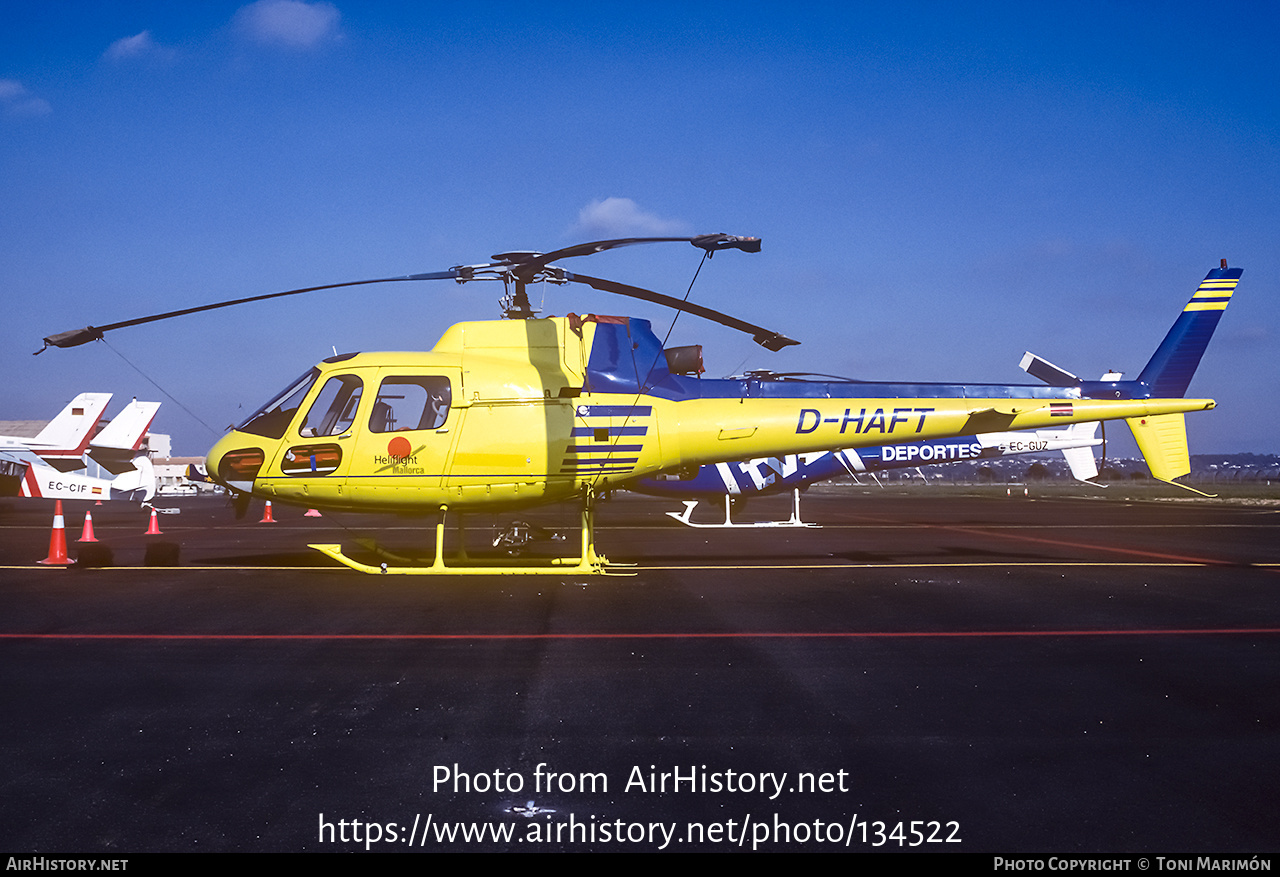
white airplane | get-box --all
[0,394,159,503]
[635,422,1102,528]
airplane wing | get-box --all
[1055,422,1100,482]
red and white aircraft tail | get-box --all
[6,392,112,468]
[88,399,161,474]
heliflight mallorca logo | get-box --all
[374,436,423,472]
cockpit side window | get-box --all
[300,375,364,437]
[237,368,319,439]
[369,376,452,433]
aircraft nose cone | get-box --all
[204,433,232,485]
[205,432,264,491]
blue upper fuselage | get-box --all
[582,317,1145,402]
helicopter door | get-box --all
[348,370,461,501]
[269,371,367,484]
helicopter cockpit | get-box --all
[237,367,320,440]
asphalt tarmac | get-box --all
[1,490,1278,853]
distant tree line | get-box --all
[835,454,1280,485]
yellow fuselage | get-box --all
[206,317,1212,513]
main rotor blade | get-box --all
[38,234,771,353]
[38,270,461,352]
[510,234,761,282]
[562,271,799,351]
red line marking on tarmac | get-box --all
[1,628,1278,641]
[948,526,1230,565]
[842,513,1236,567]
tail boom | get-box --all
[660,395,1213,473]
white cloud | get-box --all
[572,198,689,238]
[104,30,175,62]
[234,0,342,48]
[0,79,51,117]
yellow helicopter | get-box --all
[39,236,1240,575]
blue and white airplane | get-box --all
[630,422,1101,527]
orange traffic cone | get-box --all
[77,510,98,543]
[144,508,162,535]
[260,501,276,523]
[38,500,73,566]
[304,508,322,517]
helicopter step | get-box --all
[307,544,627,576]
[309,492,634,575]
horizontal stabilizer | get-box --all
[1126,413,1190,483]
[43,457,88,473]
[1020,352,1079,387]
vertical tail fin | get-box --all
[1126,412,1216,496]
[31,392,113,458]
[1127,413,1190,482]
[109,455,156,502]
[91,400,160,453]
[1137,264,1242,398]
[88,400,160,474]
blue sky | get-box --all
[4,1,1277,456]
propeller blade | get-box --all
[562,271,799,351]
[37,270,461,352]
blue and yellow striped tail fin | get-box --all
[1137,264,1242,398]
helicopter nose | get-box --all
[206,432,265,492]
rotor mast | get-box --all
[492,233,763,321]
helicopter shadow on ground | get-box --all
[199,550,347,568]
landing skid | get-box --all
[665,489,819,529]
[310,490,633,575]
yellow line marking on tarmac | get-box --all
[639,561,1243,571]
[4,520,1279,532]
[7,561,1275,573]
[1,565,352,572]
